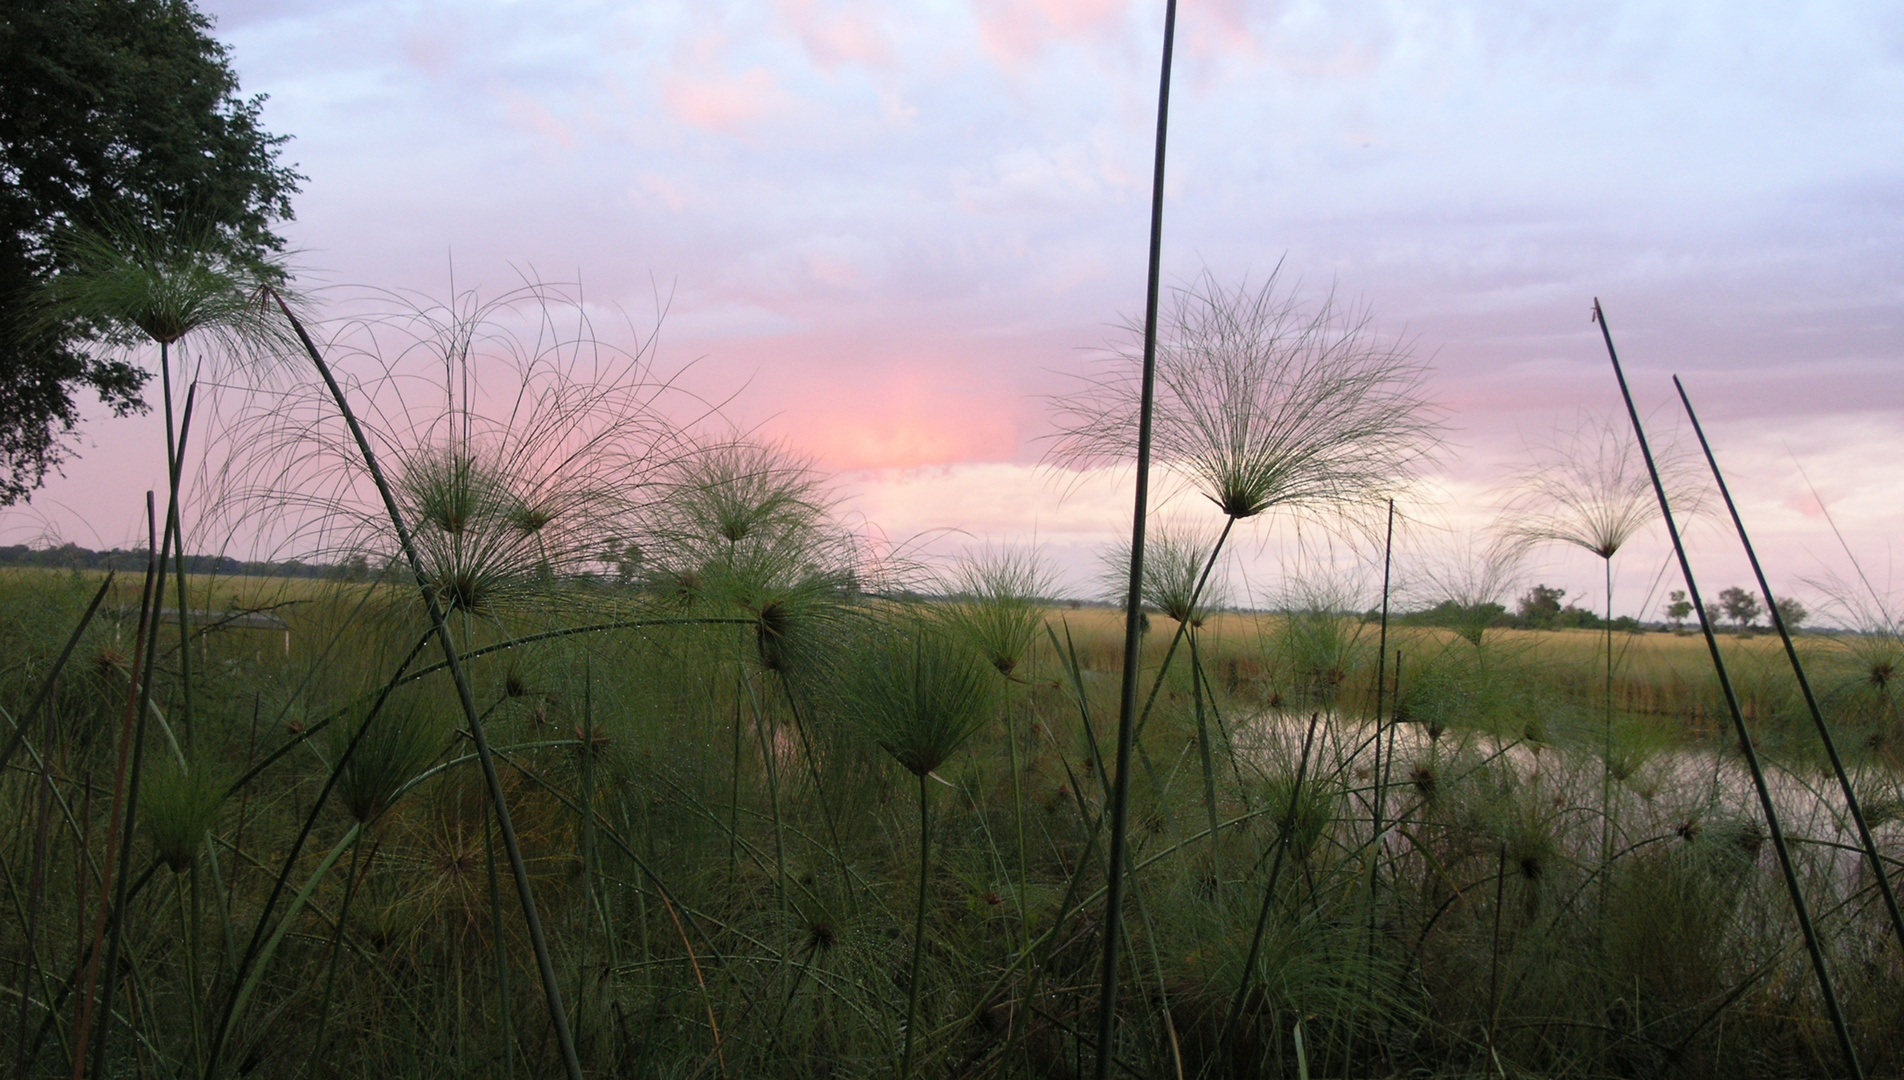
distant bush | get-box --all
[1381,585,1642,634]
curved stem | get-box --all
[0,572,114,778]
[742,676,788,918]
[176,873,203,1071]
[774,673,854,901]
[485,803,519,1079]
[221,824,364,1047]
[205,630,431,1077]
[264,289,584,1080]
[1362,502,1396,1072]
[304,836,370,1071]
[223,618,749,806]
[162,356,198,762]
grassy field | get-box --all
[3,563,1901,1080]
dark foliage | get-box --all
[1396,599,1509,632]
[1391,589,1643,634]
[0,0,301,503]
[1719,585,1764,630]
[1517,583,1565,625]
[0,541,362,579]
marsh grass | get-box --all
[2,561,1901,1078]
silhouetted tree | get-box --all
[0,0,301,502]
[1663,589,1693,631]
[1517,583,1566,628]
[1719,586,1763,630]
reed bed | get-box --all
[3,563,1900,1079]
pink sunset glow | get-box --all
[8,0,1903,620]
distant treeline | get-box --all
[0,543,372,580]
[1378,583,1649,634]
[0,548,1828,635]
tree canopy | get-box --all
[0,0,301,504]
[1718,586,1764,630]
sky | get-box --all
[8,0,1904,620]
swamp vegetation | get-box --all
[2,548,1902,1079]
[0,245,1898,1080]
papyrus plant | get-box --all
[833,617,999,1077]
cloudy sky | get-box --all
[11,0,1904,617]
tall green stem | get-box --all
[1363,501,1396,1074]
[1005,698,1031,956]
[207,624,430,1076]
[1133,514,1237,743]
[1221,712,1321,1063]
[901,771,932,1080]
[178,873,203,1072]
[15,734,58,1077]
[486,803,519,1079]
[729,673,744,879]
[1601,554,1614,914]
[160,346,196,757]
[305,838,368,1069]
[1096,3,1179,1072]
[577,665,598,1047]
[76,496,161,1080]
[221,824,364,1045]
[1486,841,1507,1050]
[1189,630,1220,878]
[154,369,202,1079]
[743,675,788,916]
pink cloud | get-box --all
[778,0,896,71]
[403,31,456,78]
[1786,490,1831,519]
[768,361,1024,468]
[662,66,794,133]
[400,6,466,79]
[789,381,1020,469]
[1181,0,1259,61]
[668,324,1033,471]
[635,172,693,212]
[497,91,576,147]
[805,254,864,288]
[973,0,1130,66]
